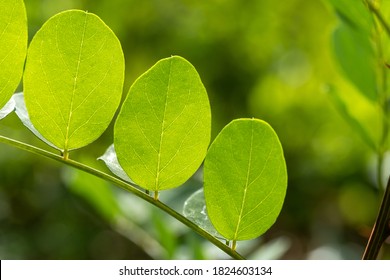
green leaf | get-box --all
[183,189,223,239]
[0,96,15,120]
[325,85,377,151]
[64,167,121,223]
[114,56,211,195]
[0,0,27,109]
[326,0,373,32]
[14,92,59,149]
[98,144,133,183]
[332,23,377,102]
[204,118,287,242]
[23,10,124,155]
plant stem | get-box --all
[366,0,390,38]
[0,134,245,260]
[362,0,390,259]
[363,175,390,259]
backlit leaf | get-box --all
[204,118,287,242]
[0,96,15,120]
[23,10,124,154]
[13,92,58,149]
[0,0,27,109]
[114,56,211,194]
[98,144,133,183]
[183,189,223,239]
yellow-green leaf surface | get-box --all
[204,119,287,242]
[23,10,124,153]
[0,0,27,109]
[114,56,211,193]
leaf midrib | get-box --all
[233,121,254,241]
[64,12,88,152]
[155,58,173,191]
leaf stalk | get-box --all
[0,134,245,260]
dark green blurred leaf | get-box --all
[332,23,377,102]
[325,84,377,151]
[326,0,373,32]
[65,169,121,223]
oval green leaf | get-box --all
[204,118,287,242]
[0,0,27,109]
[114,56,211,193]
[23,10,124,154]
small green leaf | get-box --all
[332,23,377,102]
[183,189,223,239]
[114,56,211,194]
[23,10,124,154]
[204,118,287,242]
[98,144,133,183]
[0,96,15,120]
[64,168,121,223]
[0,0,27,109]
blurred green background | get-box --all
[0,0,389,259]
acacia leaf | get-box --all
[98,144,133,183]
[0,0,27,109]
[13,92,58,149]
[204,118,287,242]
[114,56,211,193]
[0,96,15,120]
[183,189,223,239]
[23,10,124,153]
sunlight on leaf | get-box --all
[0,97,15,120]
[23,10,124,153]
[13,93,58,149]
[114,56,211,193]
[98,144,133,183]
[0,0,27,109]
[183,188,223,239]
[204,118,287,242]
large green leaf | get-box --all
[204,118,287,242]
[23,10,124,155]
[0,0,27,109]
[332,23,377,102]
[114,56,211,195]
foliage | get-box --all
[1,0,390,260]
[204,119,287,248]
[0,3,288,259]
[0,0,27,109]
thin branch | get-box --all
[0,134,245,260]
[363,175,390,259]
[365,0,390,38]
